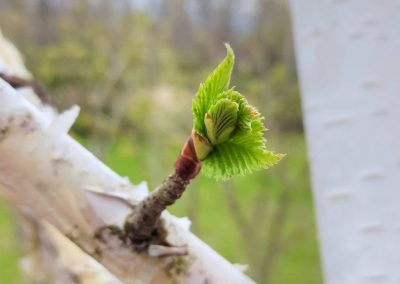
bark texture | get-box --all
[125,136,200,250]
[17,212,122,284]
[0,79,254,284]
[0,73,47,102]
[125,172,189,248]
[290,1,400,283]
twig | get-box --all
[124,135,201,250]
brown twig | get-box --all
[124,135,201,251]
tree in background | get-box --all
[290,0,400,283]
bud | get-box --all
[175,136,201,180]
[204,99,238,145]
[192,131,213,160]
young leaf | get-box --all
[204,99,239,145]
[202,114,282,180]
[226,90,255,131]
[192,44,234,138]
[202,142,281,181]
[190,44,283,180]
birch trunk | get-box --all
[0,32,254,283]
[16,212,122,284]
[290,1,400,283]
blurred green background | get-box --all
[0,0,321,283]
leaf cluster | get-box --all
[192,44,282,180]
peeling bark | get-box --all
[0,79,254,283]
[0,73,47,102]
[0,29,254,283]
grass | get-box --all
[0,132,322,283]
[0,200,21,284]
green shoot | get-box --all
[192,44,283,180]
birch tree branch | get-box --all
[0,79,255,283]
[15,211,122,284]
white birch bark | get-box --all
[0,33,254,283]
[0,30,121,284]
[16,212,122,284]
[290,1,400,283]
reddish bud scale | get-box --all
[175,136,201,180]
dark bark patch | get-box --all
[165,255,194,279]
[0,73,48,103]
[0,125,9,142]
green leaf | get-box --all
[202,140,282,181]
[192,44,234,138]
[226,90,256,131]
[205,99,239,145]
[190,44,283,180]
[202,107,282,180]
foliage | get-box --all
[192,45,283,180]
[0,200,20,284]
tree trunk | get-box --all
[290,1,400,283]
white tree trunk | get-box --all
[290,1,400,283]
